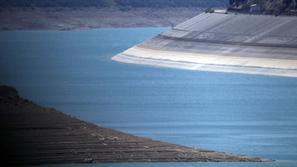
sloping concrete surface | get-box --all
[113,13,297,77]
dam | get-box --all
[112,12,297,77]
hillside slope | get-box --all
[0,0,228,8]
[0,86,269,165]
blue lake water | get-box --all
[1,28,297,167]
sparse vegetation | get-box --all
[229,0,297,15]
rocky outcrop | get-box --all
[229,0,297,15]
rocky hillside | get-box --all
[229,0,297,15]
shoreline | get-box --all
[0,7,204,31]
[0,86,270,165]
[112,12,297,78]
[113,46,297,78]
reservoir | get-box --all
[0,28,297,167]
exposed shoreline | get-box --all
[113,45,297,78]
[0,7,204,31]
[112,13,297,78]
[0,86,270,165]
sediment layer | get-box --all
[0,86,269,165]
[113,12,297,77]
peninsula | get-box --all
[0,86,269,165]
[112,11,297,77]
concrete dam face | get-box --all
[112,12,297,77]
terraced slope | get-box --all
[113,12,297,77]
[0,86,268,165]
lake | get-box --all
[1,28,297,167]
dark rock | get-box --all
[0,85,19,99]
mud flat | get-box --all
[113,12,297,77]
[0,86,270,165]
